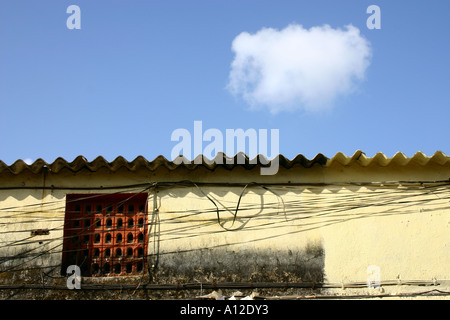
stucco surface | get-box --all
[0,156,449,297]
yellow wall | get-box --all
[0,159,449,286]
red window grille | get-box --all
[61,193,148,277]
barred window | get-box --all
[61,193,148,277]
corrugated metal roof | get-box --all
[0,151,449,175]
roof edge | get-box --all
[0,150,448,175]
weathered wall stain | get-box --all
[151,241,324,283]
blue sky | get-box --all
[0,0,449,165]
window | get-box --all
[61,193,148,277]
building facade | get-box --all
[0,151,449,298]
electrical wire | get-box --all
[0,185,446,258]
[0,180,449,281]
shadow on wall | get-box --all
[149,186,327,283]
[152,240,325,283]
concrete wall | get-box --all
[0,160,449,287]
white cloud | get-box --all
[227,24,372,114]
